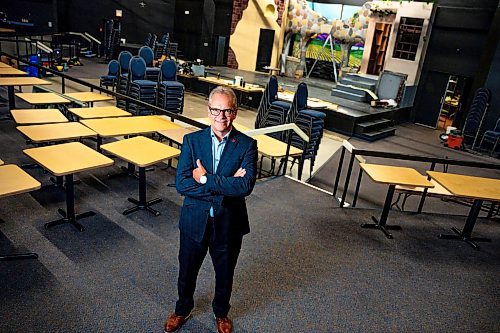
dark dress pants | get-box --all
[175,218,243,318]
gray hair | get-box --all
[208,86,238,110]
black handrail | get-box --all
[0,51,299,177]
[0,51,207,129]
[333,144,500,210]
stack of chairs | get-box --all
[479,118,500,156]
[126,56,157,115]
[156,60,185,114]
[116,51,133,109]
[284,82,326,180]
[138,46,160,82]
[155,34,169,59]
[100,59,119,91]
[144,33,157,49]
[166,42,178,59]
[463,88,490,150]
[255,75,293,141]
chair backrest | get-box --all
[108,59,119,76]
[255,75,279,128]
[494,118,500,132]
[285,82,308,125]
[463,87,490,147]
[118,51,133,74]
[159,33,169,45]
[160,60,177,81]
[138,46,154,66]
[128,56,147,81]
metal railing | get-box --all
[0,51,309,178]
[333,140,500,212]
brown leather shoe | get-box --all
[164,312,191,332]
[215,316,233,333]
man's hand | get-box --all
[193,159,207,183]
[233,168,246,177]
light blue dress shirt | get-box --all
[209,128,231,217]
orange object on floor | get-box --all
[447,134,463,149]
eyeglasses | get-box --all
[208,106,236,116]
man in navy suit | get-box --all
[164,86,258,333]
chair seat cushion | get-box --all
[300,109,326,119]
[132,80,157,87]
[271,100,291,109]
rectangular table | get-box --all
[64,92,113,106]
[427,171,500,249]
[0,77,51,109]
[0,62,12,68]
[67,106,131,119]
[0,67,27,77]
[360,163,434,239]
[23,142,114,231]
[80,115,181,151]
[101,136,180,216]
[15,92,71,107]
[0,164,41,261]
[11,108,68,125]
[17,122,97,143]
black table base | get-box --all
[44,174,95,232]
[361,184,401,239]
[122,166,161,216]
[438,199,491,250]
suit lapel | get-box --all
[216,129,240,174]
[201,127,213,174]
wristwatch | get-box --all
[200,173,207,184]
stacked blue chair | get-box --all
[284,83,326,180]
[256,76,293,141]
[479,118,500,156]
[155,34,169,59]
[255,75,279,129]
[144,33,157,49]
[116,51,133,109]
[100,59,120,91]
[156,60,185,114]
[138,46,160,82]
[126,56,157,115]
[462,88,490,150]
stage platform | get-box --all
[198,66,410,141]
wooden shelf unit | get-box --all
[368,23,392,75]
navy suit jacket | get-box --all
[176,126,258,243]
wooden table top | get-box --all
[157,127,198,145]
[0,67,27,76]
[64,92,114,103]
[0,164,41,198]
[68,106,131,119]
[361,163,434,188]
[101,136,181,167]
[80,115,181,137]
[11,109,68,125]
[23,142,114,176]
[17,122,97,143]
[0,62,12,68]
[0,77,51,86]
[253,134,303,158]
[427,171,500,201]
[198,76,264,92]
[15,92,71,105]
